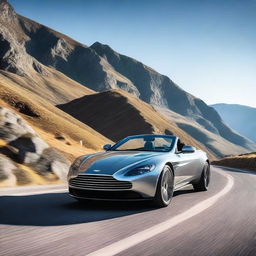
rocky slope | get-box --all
[89,43,255,153]
[0,107,70,187]
[0,0,93,105]
[155,106,250,157]
[0,78,111,159]
[212,103,256,144]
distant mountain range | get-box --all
[0,0,255,159]
[212,104,256,144]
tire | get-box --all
[193,163,210,191]
[152,165,174,207]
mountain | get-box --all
[58,89,215,159]
[0,77,111,159]
[58,90,253,158]
[0,0,255,159]
[88,43,255,153]
[0,0,93,105]
[155,106,250,157]
[212,104,256,144]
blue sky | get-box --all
[9,0,256,107]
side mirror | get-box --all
[103,144,112,151]
[181,145,195,153]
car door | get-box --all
[172,141,198,187]
[172,153,193,187]
[179,150,199,181]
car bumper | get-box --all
[68,173,159,201]
[69,187,151,201]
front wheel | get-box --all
[152,165,174,207]
[193,163,211,191]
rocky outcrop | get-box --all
[9,134,48,165]
[0,153,17,186]
[0,107,70,186]
[0,106,36,141]
[23,26,139,97]
[0,0,48,76]
[31,147,69,180]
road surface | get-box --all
[0,166,255,256]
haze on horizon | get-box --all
[9,0,256,108]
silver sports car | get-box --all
[68,134,210,207]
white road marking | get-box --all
[0,185,67,196]
[215,165,255,174]
[87,169,234,256]
[3,189,68,196]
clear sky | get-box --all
[9,0,256,107]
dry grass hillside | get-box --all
[213,153,256,171]
[0,67,94,105]
[0,77,112,162]
[58,89,216,160]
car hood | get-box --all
[79,151,164,175]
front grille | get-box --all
[69,187,142,200]
[69,174,132,190]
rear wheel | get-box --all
[193,163,210,191]
[153,165,174,207]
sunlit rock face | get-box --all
[0,107,70,186]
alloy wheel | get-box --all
[161,170,173,203]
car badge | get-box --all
[93,169,102,172]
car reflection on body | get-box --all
[68,134,210,207]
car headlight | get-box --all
[67,156,85,180]
[125,164,155,176]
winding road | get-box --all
[0,166,255,256]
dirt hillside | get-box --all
[213,153,256,171]
[0,78,112,162]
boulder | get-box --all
[32,147,69,180]
[0,106,36,141]
[0,153,17,186]
[9,133,48,164]
[0,107,70,183]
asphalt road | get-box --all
[0,166,255,256]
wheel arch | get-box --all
[155,162,174,190]
[164,162,175,176]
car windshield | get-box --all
[110,135,175,152]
